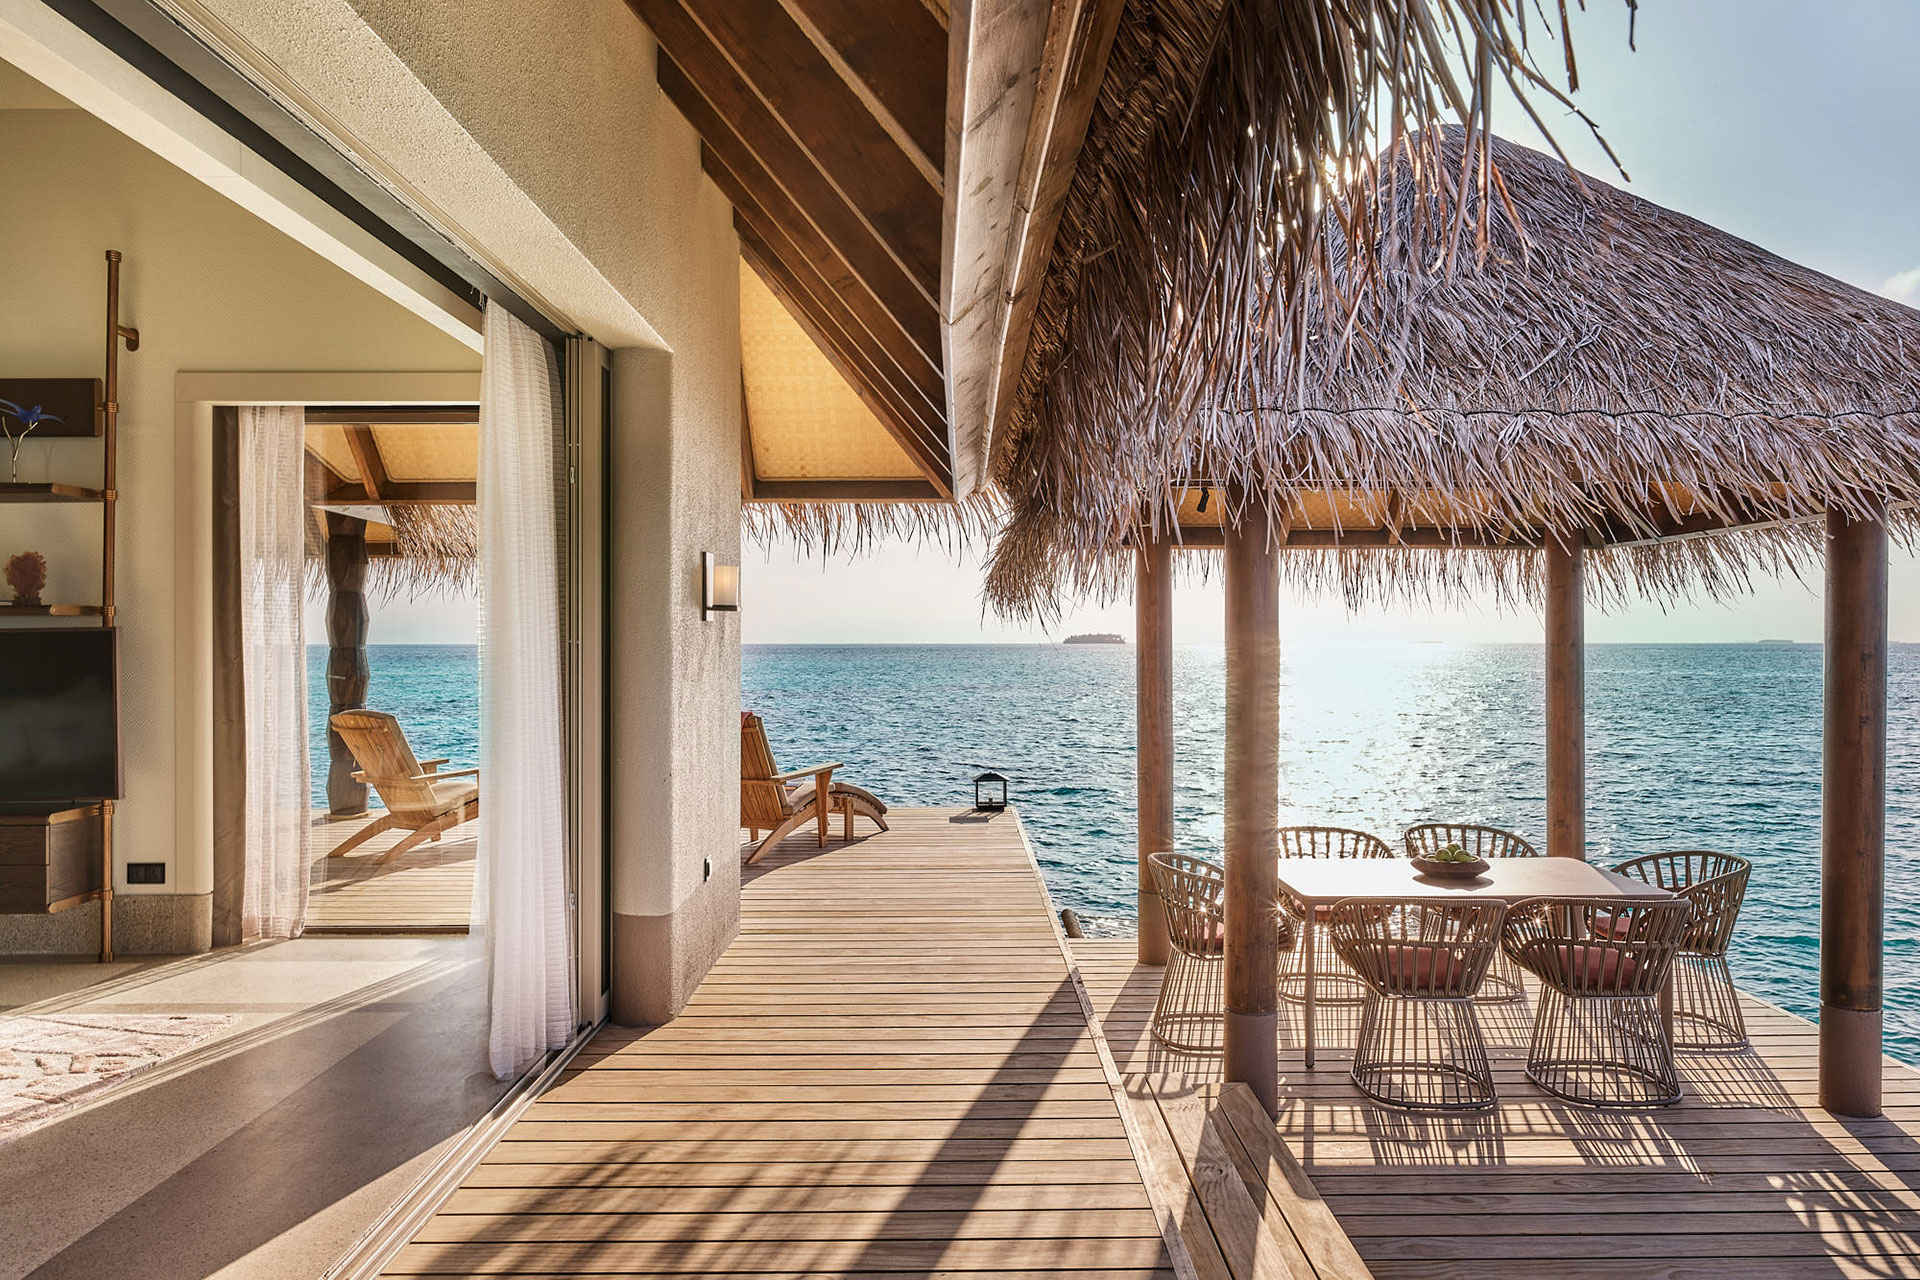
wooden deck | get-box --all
[1076,939,1920,1280]
[307,812,474,933]
[384,808,1177,1278]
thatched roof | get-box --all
[985,121,1920,615]
[304,417,478,597]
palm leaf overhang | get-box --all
[979,1,1920,618]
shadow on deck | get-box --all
[383,808,1176,1277]
[1076,939,1920,1280]
[308,811,475,934]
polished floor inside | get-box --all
[0,935,506,1280]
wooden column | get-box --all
[1821,506,1886,1118]
[1223,489,1281,1115]
[1545,540,1586,859]
[1136,536,1174,964]
[325,512,371,816]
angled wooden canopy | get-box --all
[633,0,956,497]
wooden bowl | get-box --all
[1411,855,1490,880]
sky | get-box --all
[339,1,1920,647]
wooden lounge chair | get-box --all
[741,711,888,864]
[326,709,480,864]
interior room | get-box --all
[0,55,509,1278]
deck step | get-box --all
[1123,1076,1373,1280]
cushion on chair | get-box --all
[1199,919,1292,954]
[425,778,478,819]
[1380,944,1467,992]
[1549,943,1639,990]
[787,780,889,816]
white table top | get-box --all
[1276,856,1673,904]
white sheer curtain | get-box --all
[478,303,574,1078]
[239,405,310,939]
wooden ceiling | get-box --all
[630,0,954,497]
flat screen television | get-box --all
[0,627,121,803]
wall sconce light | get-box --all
[702,551,739,619]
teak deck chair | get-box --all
[741,711,888,864]
[327,709,480,864]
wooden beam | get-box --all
[630,0,941,291]
[738,227,953,495]
[1136,533,1173,966]
[322,481,475,506]
[776,0,946,181]
[1222,489,1281,1117]
[1164,525,1542,550]
[746,479,946,501]
[984,0,1126,474]
[943,0,1050,497]
[706,144,943,392]
[342,425,390,500]
[660,57,940,348]
[1544,541,1585,860]
[740,374,758,501]
[1821,505,1887,1119]
[303,406,478,425]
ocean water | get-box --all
[305,641,1918,1061]
[745,641,1920,1062]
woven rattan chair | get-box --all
[1277,826,1395,1007]
[1610,851,1753,1050]
[1146,852,1296,1054]
[1147,852,1228,1053]
[1327,897,1507,1110]
[1405,822,1541,1003]
[1503,896,1693,1107]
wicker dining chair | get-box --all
[1146,852,1295,1054]
[1327,897,1507,1111]
[1405,822,1541,1003]
[1146,852,1228,1053]
[1503,896,1694,1107]
[1277,826,1396,1007]
[1610,851,1753,1050]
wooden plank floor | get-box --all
[385,809,1175,1278]
[307,812,474,933]
[1076,939,1920,1280]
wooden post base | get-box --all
[1224,1010,1278,1117]
[1820,1004,1882,1117]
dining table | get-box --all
[1276,856,1678,1068]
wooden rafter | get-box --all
[342,425,390,500]
[704,145,942,394]
[749,479,945,501]
[661,59,942,363]
[630,0,942,289]
[739,223,953,495]
[776,0,947,183]
[944,0,1122,496]
[322,481,476,506]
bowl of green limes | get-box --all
[1410,842,1489,879]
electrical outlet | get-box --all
[126,862,166,885]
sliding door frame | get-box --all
[564,337,611,1028]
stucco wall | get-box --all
[336,0,746,1016]
[0,102,479,952]
[182,0,745,1010]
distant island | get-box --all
[1063,633,1126,645]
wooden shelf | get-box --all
[0,602,104,617]
[0,483,107,503]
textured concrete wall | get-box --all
[0,106,477,953]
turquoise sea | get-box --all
[313,641,1919,1061]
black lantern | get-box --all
[973,770,1009,811]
